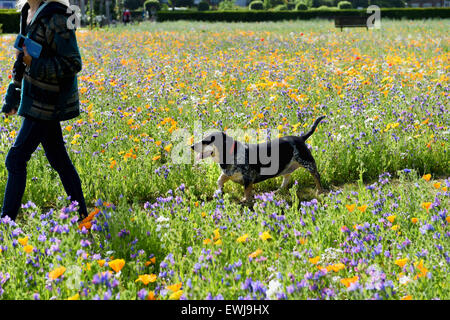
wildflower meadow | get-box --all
[0,20,448,300]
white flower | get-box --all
[156,215,169,223]
[266,279,282,300]
[399,275,411,285]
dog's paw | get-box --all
[240,196,254,204]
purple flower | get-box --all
[138,289,148,300]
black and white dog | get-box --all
[191,116,326,201]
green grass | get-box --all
[0,20,448,300]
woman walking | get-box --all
[1,0,88,221]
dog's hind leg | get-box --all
[242,182,253,202]
[298,159,323,193]
[217,173,230,193]
[307,163,323,193]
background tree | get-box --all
[124,0,146,10]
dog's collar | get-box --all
[229,141,236,155]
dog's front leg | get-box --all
[217,173,230,193]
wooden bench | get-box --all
[334,16,369,31]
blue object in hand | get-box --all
[14,34,42,59]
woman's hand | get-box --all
[5,109,17,117]
[22,45,32,66]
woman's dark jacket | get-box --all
[2,1,82,121]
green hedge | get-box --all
[0,10,20,34]
[157,8,450,22]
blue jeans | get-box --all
[1,117,88,220]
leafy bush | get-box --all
[144,0,161,12]
[337,1,352,9]
[0,10,20,33]
[311,0,333,7]
[198,1,210,11]
[156,8,450,22]
[173,0,194,7]
[264,0,285,9]
[272,4,288,10]
[371,0,405,8]
[286,2,296,9]
[295,2,308,10]
[249,0,264,10]
[124,0,145,10]
[316,5,333,10]
[218,0,236,11]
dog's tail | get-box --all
[302,115,326,141]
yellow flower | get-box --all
[446,216,450,224]
[109,259,125,273]
[49,266,66,280]
[147,291,157,300]
[391,225,400,231]
[422,174,431,181]
[164,144,173,152]
[145,257,156,266]
[327,263,345,272]
[340,276,359,287]
[414,260,428,279]
[433,182,441,189]
[249,249,263,259]
[236,234,249,243]
[18,236,29,246]
[167,282,182,292]
[97,260,106,267]
[309,256,320,265]
[387,215,396,223]
[67,294,80,300]
[421,202,432,212]
[213,229,221,241]
[214,239,222,246]
[23,245,33,254]
[259,231,272,241]
[135,274,157,285]
[411,217,418,224]
[357,205,368,213]
[401,295,412,300]
[78,220,92,231]
[203,238,212,245]
[345,204,356,213]
[395,258,409,268]
[152,155,161,161]
[169,290,183,300]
